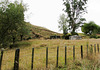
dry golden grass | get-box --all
[26,22,62,39]
[1,39,100,70]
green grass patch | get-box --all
[10,41,32,49]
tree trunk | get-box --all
[13,37,15,44]
[71,27,76,35]
[20,35,23,41]
[63,29,65,35]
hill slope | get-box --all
[26,22,62,39]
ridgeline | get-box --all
[26,22,62,39]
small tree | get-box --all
[63,0,87,35]
[58,14,68,35]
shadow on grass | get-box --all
[9,41,32,49]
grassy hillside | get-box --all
[26,22,62,39]
[26,22,93,39]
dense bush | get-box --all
[62,34,72,39]
[82,21,100,35]
[90,35,97,39]
[90,35,100,39]
[26,37,32,40]
[71,32,79,35]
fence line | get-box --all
[0,44,100,70]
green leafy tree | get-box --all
[63,0,87,35]
[7,1,26,44]
[58,14,68,35]
[18,22,30,41]
[0,0,11,46]
[81,21,99,35]
[97,26,100,34]
[0,0,27,47]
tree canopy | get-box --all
[58,14,68,35]
[63,0,88,35]
[0,0,29,47]
[81,21,100,35]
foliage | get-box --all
[0,0,28,47]
[71,31,78,35]
[81,21,100,36]
[90,35,98,39]
[58,14,68,35]
[18,22,30,41]
[63,0,88,35]
[64,33,72,39]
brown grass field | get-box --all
[1,39,100,70]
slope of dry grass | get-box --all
[26,23,62,39]
[1,39,100,70]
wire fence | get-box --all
[0,44,100,70]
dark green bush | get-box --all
[62,34,72,39]
[90,35,98,39]
[26,37,32,40]
[97,36,100,38]
[71,32,78,35]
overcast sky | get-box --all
[23,0,100,33]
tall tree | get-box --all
[63,0,87,35]
[6,1,25,43]
[58,14,68,35]
[0,0,11,46]
[0,0,27,47]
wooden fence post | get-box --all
[87,44,88,57]
[81,45,83,59]
[14,49,20,70]
[97,44,99,53]
[65,46,67,65]
[94,44,96,55]
[56,46,59,67]
[73,46,75,61]
[31,48,34,70]
[46,47,48,68]
[90,45,93,54]
[0,49,4,70]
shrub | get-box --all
[71,32,78,35]
[97,36,100,38]
[26,37,32,40]
[90,35,98,39]
[62,34,72,39]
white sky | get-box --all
[23,0,100,33]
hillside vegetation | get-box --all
[26,22,62,39]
